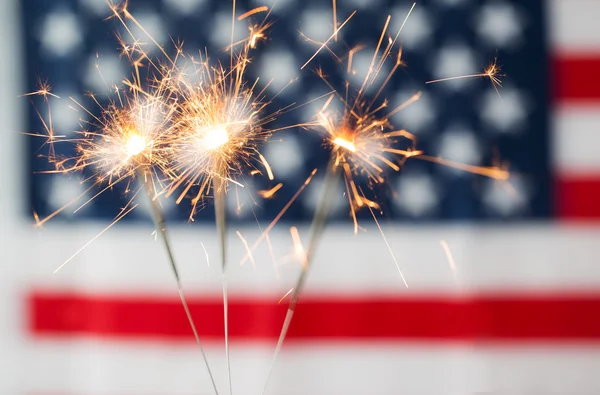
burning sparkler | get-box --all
[160,6,279,393]
[262,4,509,392]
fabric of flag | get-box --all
[0,0,599,394]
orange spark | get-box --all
[426,60,504,88]
[259,152,274,180]
[258,183,283,199]
[238,6,269,20]
[236,231,256,267]
[278,288,294,304]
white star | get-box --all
[84,52,126,93]
[481,174,530,216]
[347,48,390,92]
[50,91,85,135]
[163,0,208,16]
[256,48,299,95]
[430,43,478,90]
[121,10,167,53]
[394,172,439,216]
[299,7,338,46]
[79,0,110,16]
[47,176,90,216]
[262,134,305,180]
[210,10,247,49]
[480,87,529,132]
[391,91,436,133]
[173,56,202,85]
[340,0,383,10]
[38,10,83,58]
[434,0,469,7]
[302,175,346,217]
[390,6,432,50]
[301,90,343,124]
[476,3,524,49]
[437,126,481,172]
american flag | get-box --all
[1,0,599,393]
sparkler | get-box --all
[262,4,509,392]
[43,70,219,393]
[162,7,279,392]
[263,9,419,393]
[166,54,273,395]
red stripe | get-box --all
[554,56,600,218]
[556,176,600,219]
[29,292,600,341]
[553,54,600,102]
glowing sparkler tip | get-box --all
[200,126,230,150]
[333,137,357,152]
[125,133,146,157]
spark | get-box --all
[289,226,306,267]
[201,242,210,267]
[53,203,139,274]
[21,81,60,99]
[365,194,407,287]
[301,10,356,70]
[258,183,283,198]
[259,152,274,180]
[278,288,294,304]
[426,59,504,90]
[238,6,269,20]
[240,169,317,266]
[236,231,256,267]
[416,155,509,180]
[440,240,457,274]
[332,0,338,41]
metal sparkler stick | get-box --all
[263,155,341,394]
[213,165,233,395]
[138,168,219,395]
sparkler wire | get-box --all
[213,170,232,395]
[262,156,341,395]
[138,169,219,395]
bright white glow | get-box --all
[333,137,357,152]
[201,126,229,150]
[125,134,146,157]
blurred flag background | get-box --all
[1,0,600,393]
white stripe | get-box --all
[0,1,26,394]
[27,339,600,394]
[553,105,600,174]
[550,0,600,52]
[22,224,600,294]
